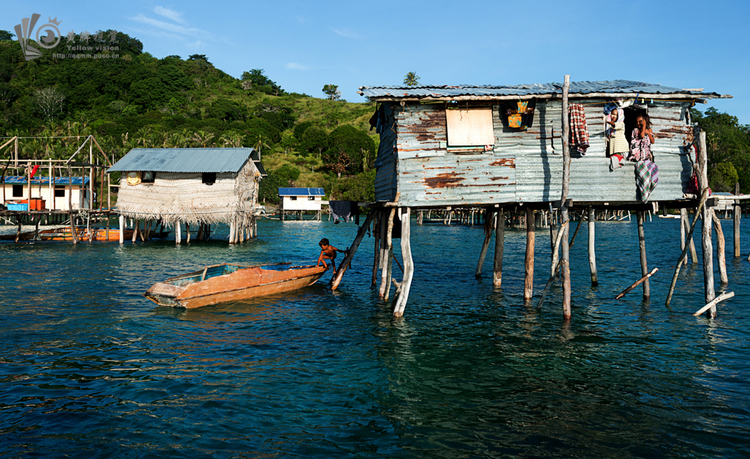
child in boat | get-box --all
[317,238,345,273]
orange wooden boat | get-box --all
[39,227,135,242]
[144,263,328,308]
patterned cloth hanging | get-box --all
[635,159,659,202]
[569,104,589,155]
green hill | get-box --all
[0,30,378,204]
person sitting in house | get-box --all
[317,238,346,274]
[629,113,655,162]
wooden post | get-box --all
[186,223,191,243]
[712,213,728,285]
[637,211,650,299]
[493,208,504,287]
[331,212,375,291]
[699,131,716,317]
[475,209,494,279]
[680,208,688,267]
[665,189,710,307]
[119,215,125,244]
[524,207,535,301]
[175,221,181,244]
[734,182,741,258]
[560,74,572,319]
[392,208,414,318]
[379,208,395,300]
[371,213,380,287]
[681,207,698,264]
[587,207,598,286]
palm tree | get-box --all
[192,131,215,148]
[403,72,420,86]
[253,134,271,160]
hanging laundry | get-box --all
[329,201,353,223]
[569,104,589,155]
[504,99,536,130]
[635,159,659,202]
[609,154,625,171]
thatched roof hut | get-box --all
[108,148,264,242]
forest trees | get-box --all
[34,87,65,121]
[403,72,420,86]
[693,107,750,193]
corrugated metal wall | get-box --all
[377,99,694,207]
[373,103,398,202]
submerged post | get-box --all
[493,208,504,287]
[524,207,535,302]
[476,209,494,279]
[637,211,650,299]
[734,182,741,258]
[560,74,572,319]
[699,131,716,317]
[712,213,728,285]
[119,215,125,244]
[588,207,598,286]
[392,208,414,318]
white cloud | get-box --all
[332,28,364,40]
[286,62,309,70]
[129,13,209,39]
[154,6,186,24]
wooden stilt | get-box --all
[712,213,728,285]
[560,74,572,319]
[734,182,741,258]
[197,223,204,241]
[536,220,569,310]
[493,208,504,287]
[524,207,535,302]
[119,215,125,244]
[331,212,375,290]
[392,208,414,318]
[372,214,381,287]
[175,221,181,244]
[637,211,650,299]
[475,209,494,279]
[186,223,191,243]
[132,219,139,242]
[665,189,710,307]
[379,208,396,300]
[698,131,716,317]
[680,208,688,266]
[588,207,598,286]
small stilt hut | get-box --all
[330,79,733,318]
[108,148,265,244]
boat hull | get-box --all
[145,264,327,308]
[39,228,134,242]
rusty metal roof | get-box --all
[359,80,726,100]
[108,148,258,173]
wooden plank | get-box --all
[694,291,734,317]
[615,268,658,300]
[712,213,728,285]
[331,211,375,291]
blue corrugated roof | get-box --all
[359,80,725,99]
[278,187,325,196]
[2,176,89,185]
[107,148,256,173]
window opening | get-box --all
[445,107,494,150]
[202,172,216,185]
[141,171,155,183]
[12,184,23,197]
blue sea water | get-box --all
[1,216,749,458]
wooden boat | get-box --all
[144,263,328,308]
[39,227,134,242]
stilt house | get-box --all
[328,80,731,319]
[360,80,727,207]
[1,176,90,211]
[278,187,325,220]
[108,148,265,243]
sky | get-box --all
[4,0,749,124]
